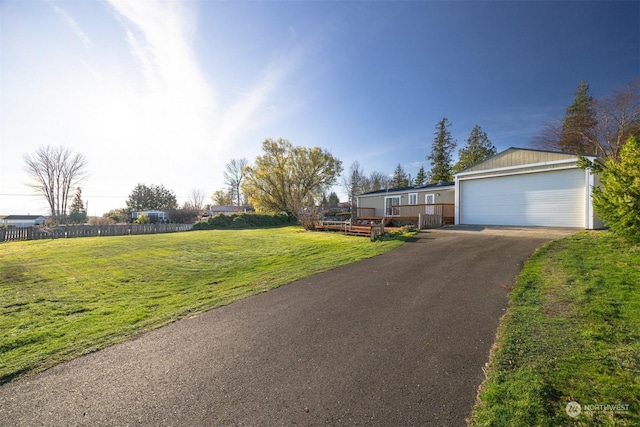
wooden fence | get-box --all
[0,223,193,243]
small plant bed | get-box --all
[0,226,407,384]
[471,231,640,426]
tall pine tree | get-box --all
[414,165,428,186]
[453,125,497,172]
[391,163,410,188]
[68,187,87,223]
[559,80,598,154]
[427,118,456,183]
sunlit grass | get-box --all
[0,226,407,383]
[471,231,640,426]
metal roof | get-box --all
[358,181,455,197]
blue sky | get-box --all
[1,0,638,216]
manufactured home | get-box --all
[355,182,455,228]
[0,215,46,227]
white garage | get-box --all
[455,148,603,229]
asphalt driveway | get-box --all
[0,226,576,426]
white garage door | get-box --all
[459,169,586,227]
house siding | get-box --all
[357,185,455,218]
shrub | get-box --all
[592,136,640,244]
[231,216,248,228]
[208,214,232,228]
[192,213,291,230]
[135,213,150,224]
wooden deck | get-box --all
[316,206,454,238]
[315,219,387,238]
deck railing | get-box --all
[390,203,455,228]
[394,203,454,219]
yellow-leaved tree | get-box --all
[242,138,343,229]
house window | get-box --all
[385,196,400,216]
[408,193,418,205]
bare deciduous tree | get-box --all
[593,79,640,160]
[367,171,391,192]
[342,161,368,207]
[224,158,248,206]
[24,145,88,223]
[187,188,206,212]
[532,79,640,160]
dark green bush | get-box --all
[231,216,248,228]
[192,213,292,230]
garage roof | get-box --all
[456,147,599,180]
[460,147,590,174]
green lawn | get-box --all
[470,231,640,426]
[0,226,407,384]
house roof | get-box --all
[457,147,597,174]
[2,215,46,220]
[208,205,253,213]
[358,181,455,197]
[132,210,166,214]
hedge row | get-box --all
[192,213,294,230]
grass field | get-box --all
[0,226,407,384]
[470,231,640,426]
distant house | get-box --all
[131,210,168,223]
[1,215,47,228]
[205,206,254,216]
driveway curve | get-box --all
[0,226,576,426]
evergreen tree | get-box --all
[591,136,640,243]
[414,165,427,186]
[391,163,410,188]
[327,191,340,207]
[427,118,456,183]
[559,80,598,154]
[126,184,178,211]
[453,125,497,172]
[68,187,87,223]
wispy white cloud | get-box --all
[52,5,92,50]
[106,0,216,150]
[105,0,306,160]
[215,49,305,147]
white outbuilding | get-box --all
[0,215,47,228]
[455,148,603,229]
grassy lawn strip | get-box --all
[0,226,408,384]
[471,231,640,426]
